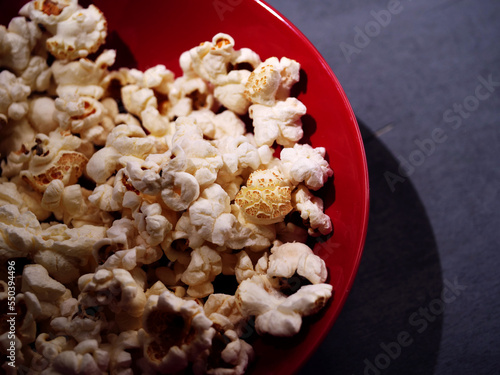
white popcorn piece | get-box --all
[30,333,72,373]
[86,147,122,185]
[78,268,147,318]
[36,339,110,374]
[86,122,156,184]
[292,184,333,236]
[249,97,306,147]
[174,183,236,248]
[170,118,223,187]
[0,204,41,260]
[0,181,29,209]
[235,168,293,225]
[105,331,141,375]
[50,301,111,344]
[115,64,175,96]
[0,118,36,162]
[193,328,254,375]
[19,0,80,34]
[181,246,222,298]
[215,135,274,190]
[168,75,215,119]
[45,4,107,60]
[186,108,246,140]
[235,250,259,284]
[139,290,215,374]
[185,33,237,84]
[33,224,107,283]
[21,263,67,303]
[0,17,40,72]
[28,96,59,134]
[141,106,174,137]
[214,69,252,115]
[244,56,300,105]
[121,84,157,118]
[0,70,31,123]
[204,294,245,333]
[51,49,116,100]
[267,241,327,285]
[236,274,332,337]
[55,94,104,135]
[280,143,333,190]
[133,202,173,247]
[126,152,170,196]
[19,56,52,92]
[95,238,163,272]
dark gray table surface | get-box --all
[265,0,500,374]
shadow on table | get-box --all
[298,118,444,375]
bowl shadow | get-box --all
[297,117,444,375]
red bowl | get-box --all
[1,1,369,373]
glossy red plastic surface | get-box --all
[1,1,369,373]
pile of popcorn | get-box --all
[0,0,335,374]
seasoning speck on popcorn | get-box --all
[0,1,335,374]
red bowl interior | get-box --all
[1,1,369,373]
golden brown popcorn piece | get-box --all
[235,168,293,225]
[22,150,88,193]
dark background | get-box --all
[265,0,500,374]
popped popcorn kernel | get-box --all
[235,169,293,225]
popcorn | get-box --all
[51,49,116,99]
[139,290,215,374]
[45,4,107,60]
[0,70,31,123]
[236,275,332,337]
[280,143,334,190]
[193,328,254,375]
[204,294,245,333]
[235,169,293,225]
[167,76,215,119]
[244,56,300,106]
[50,299,111,343]
[170,118,223,187]
[19,0,80,34]
[0,17,38,72]
[180,246,222,298]
[0,204,41,260]
[184,33,237,84]
[33,224,107,283]
[213,69,252,115]
[0,4,338,370]
[292,184,333,236]
[19,55,52,92]
[21,264,68,314]
[19,132,88,193]
[160,150,201,211]
[28,96,59,134]
[35,339,110,374]
[248,97,306,147]
[78,268,147,318]
[105,331,142,375]
[267,241,327,285]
